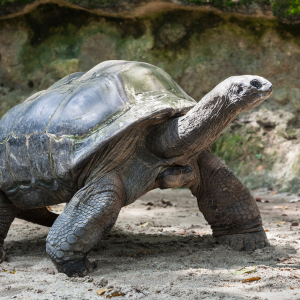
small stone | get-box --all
[94,277,108,288]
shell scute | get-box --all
[47,76,129,137]
[28,134,52,182]
[7,135,31,184]
[13,90,67,136]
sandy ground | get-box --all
[1,188,300,300]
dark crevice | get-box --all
[263,126,275,131]
[27,81,34,88]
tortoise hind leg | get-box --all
[191,151,269,251]
[17,207,59,227]
[0,191,19,263]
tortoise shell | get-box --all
[0,60,196,208]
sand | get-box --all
[1,188,300,300]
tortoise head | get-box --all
[148,75,273,159]
[213,75,273,113]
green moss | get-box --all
[271,0,300,21]
[211,127,273,177]
[21,27,82,76]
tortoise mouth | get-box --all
[247,83,273,102]
[247,91,271,101]
[240,88,272,111]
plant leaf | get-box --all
[231,266,256,275]
[97,288,112,296]
[275,221,286,225]
[140,222,149,228]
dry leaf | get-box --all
[3,270,7,272]
[140,222,149,228]
[264,229,269,232]
[242,277,261,283]
[106,292,126,298]
[231,266,256,275]
[271,190,278,196]
[257,165,263,171]
[11,271,16,274]
[275,221,286,225]
[255,197,270,203]
[290,199,300,203]
[214,284,231,287]
[88,289,93,291]
[279,257,290,263]
[290,271,300,279]
[290,286,295,290]
[97,288,112,296]
[136,249,151,255]
[175,230,187,235]
[292,222,299,226]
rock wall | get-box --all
[1,3,300,192]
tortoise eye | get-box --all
[250,79,262,89]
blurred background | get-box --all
[0,0,300,193]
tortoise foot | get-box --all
[217,230,269,251]
[56,258,91,277]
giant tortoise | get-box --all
[0,60,272,276]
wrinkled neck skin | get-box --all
[148,86,241,160]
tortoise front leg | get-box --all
[0,191,19,263]
[46,172,125,277]
[191,151,269,251]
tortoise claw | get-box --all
[55,258,91,277]
[218,231,269,251]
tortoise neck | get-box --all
[147,90,240,159]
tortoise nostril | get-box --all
[269,84,273,92]
[265,83,273,93]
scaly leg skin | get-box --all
[46,172,125,277]
[17,207,58,227]
[190,151,269,251]
[0,191,19,263]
